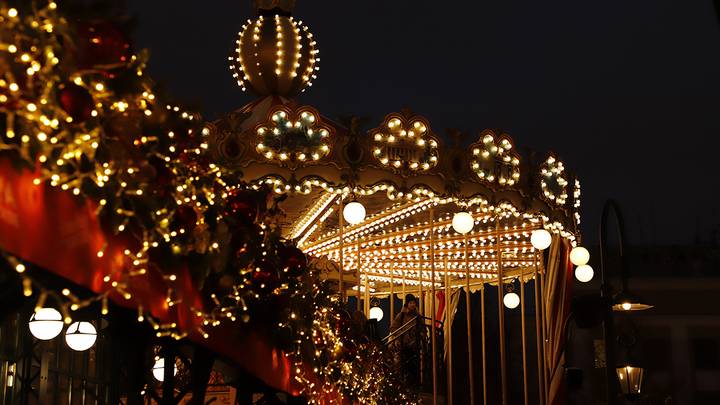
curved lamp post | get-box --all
[599,199,652,403]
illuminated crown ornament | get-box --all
[469,129,520,187]
[369,112,439,173]
[230,1,319,97]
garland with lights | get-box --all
[0,1,413,403]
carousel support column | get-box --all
[496,222,508,405]
[339,200,345,303]
[430,207,438,405]
[356,236,362,313]
[390,267,396,321]
[419,233,425,387]
[464,233,475,405]
[540,260,549,404]
[444,257,453,405]
[481,280,487,405]
[521,269,529,405]
[534,250,546,405]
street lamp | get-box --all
[28,308,64,340]
[598,199,652,404]
[616,365,644,401]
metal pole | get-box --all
[357,236,362,313]
[390,267,395,321]
[521,270,529,405]
[600,199,629,405]
[540,269,549,404]
[534,250,546,405]
[465,233,475,405]
[445,256,453,405]
[481,282,487,405]
[497,223,508,405]
[430,208,438,405]
[339,200,345,303]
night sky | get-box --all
[126,0,720,245]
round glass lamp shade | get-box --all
[65,321,97,351]
[570,246,590,266]
[503,292,520,309]
[152,358,178,382]
[343,201,366,225]
[452,212,474,234]
[29,308,64,340]
[574,264,594,283]
[531,229,552,250]
[369,306,384,321]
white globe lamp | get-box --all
[343,201,366,225]
[503,292,520,309]
[531,229,552,250]
[452,212,474,234]
[570,246,590,266]
[152,358,178,382]
[575,264,594,283]
[65,321,97,351]
[29,308,64,340]
[369,306,384,322]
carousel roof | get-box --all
[208,1,582,296]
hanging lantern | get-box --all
[369,306,384,321]
[64,321,97,351]
[531,229,552,250]
[570,246,590,266]
[343,201,366,225]
[503,292,520,309]
[574,264,594,283]
[616,365,644,400]
[28,308,64,340]
[452,211,474,234]
[152,358,178,382]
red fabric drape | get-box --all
[544,237,574,405]
[0,160,296,394]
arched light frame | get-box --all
[469,130,520,186]
[369,113,440,172]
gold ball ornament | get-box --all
[230,2,319,97]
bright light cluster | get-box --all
[540,155,569,205]
[470,131,520,186]
[230,14,319,96]
[255,106,333,163]
[371,114,439,172]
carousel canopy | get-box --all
[208,1,582,297]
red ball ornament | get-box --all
[173,205,198,231]
[57,83,94,122]
[75,22,131,68]
[279,245,307,277]
[251,259,279,292]
[225,189,258,223]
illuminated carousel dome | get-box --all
[229,0,319,96]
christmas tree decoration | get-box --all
[57,83,95,122]
[74,21,131,68]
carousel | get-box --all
[205,1,590,404]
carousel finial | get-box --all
[254,0,295,15]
